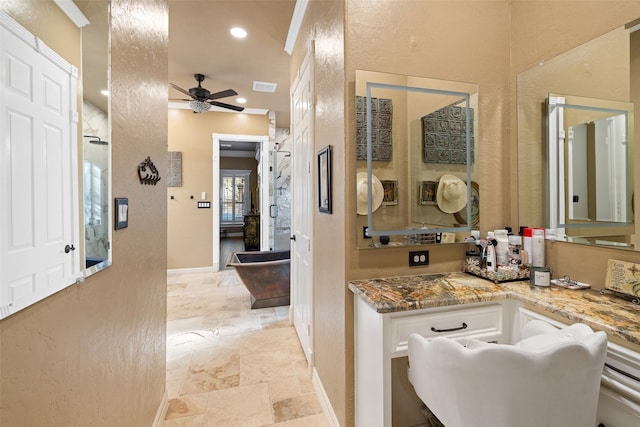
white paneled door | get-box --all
[0,14,80,318]
[290,43,314,364]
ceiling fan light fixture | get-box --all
[189,100,211,113]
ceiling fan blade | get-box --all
[169,83,193,98]
[209,100,245,112]
[169,98,192,101]
[208,89,238,100]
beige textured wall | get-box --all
[167,109,269,269]
[0,1,169,425]
[290,0,348,424]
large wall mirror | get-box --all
[77,1,112,275]
[518,22,639,250]
[355,70,479,249]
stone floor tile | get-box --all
[165,393,208,420]
[165,267,328,426]
[205,382,273,427]
[272,393,323,423]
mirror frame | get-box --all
[364,82,474,235]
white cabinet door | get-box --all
[0,14,80,318]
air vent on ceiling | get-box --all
[253,81,277,93]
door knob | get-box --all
[64,244,76,254]
[290,235,296,241]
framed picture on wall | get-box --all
[318,145,332,213]
[381,180,398,205]
[419,181,438,205]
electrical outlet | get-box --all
[409,250,429,266]
[363,226,371,239]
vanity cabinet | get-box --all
[354,296,509,427]
[352,277,640,427]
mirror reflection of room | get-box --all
[518,22,639,250]
[355,70,479,248]
[546,95,633,236]
[76,0,112,272]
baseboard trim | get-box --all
[312,367,340,427]
[167,266,216,276]
[152,389,169,427]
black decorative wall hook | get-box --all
[138,157,161,185]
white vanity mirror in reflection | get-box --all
[355,70,479,249]
[518,21,639,250]
[77,1,112,274]
[547,94,634,245]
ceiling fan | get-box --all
[169,73,245,113]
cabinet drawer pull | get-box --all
[431,322,468,333]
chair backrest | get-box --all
[407,325,608,427]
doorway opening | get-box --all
[212,133,269,271]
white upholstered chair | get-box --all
[407,320,608,427]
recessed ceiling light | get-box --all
[101,89,109,96]
[252,81,277,93]
[230,27,247,39]
[236,97,247,104]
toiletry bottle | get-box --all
[508,234,522,269]
[486,239,497,272]
[494,229,509,267]
[522,227,532,265]
[531,228,545,268]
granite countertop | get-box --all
[348,271,640,346]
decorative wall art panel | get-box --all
[355,95,393,161]
[422,104,474,164]
[167,151,182,187]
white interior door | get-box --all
[291,44,314,364]
[0,14,80,318]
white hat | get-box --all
[356,172,384,215]
[436,174,468,213]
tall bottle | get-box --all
[494,229,509,267]
[531,228,545,268]
[486,239,497,272]
[508,234,522,269]
[522,227,532,265]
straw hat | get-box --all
[356,172,384,215]
[436,174,468,213]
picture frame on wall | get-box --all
[419,181,438,205]
[381,180,398,205]
[318,145,332,213]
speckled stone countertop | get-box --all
[348,272,640,347]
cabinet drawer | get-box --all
[389,304,503,356]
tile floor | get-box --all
[164,268,329,427]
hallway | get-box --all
[164,268,328,426]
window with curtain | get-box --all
[221,170,251,223]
